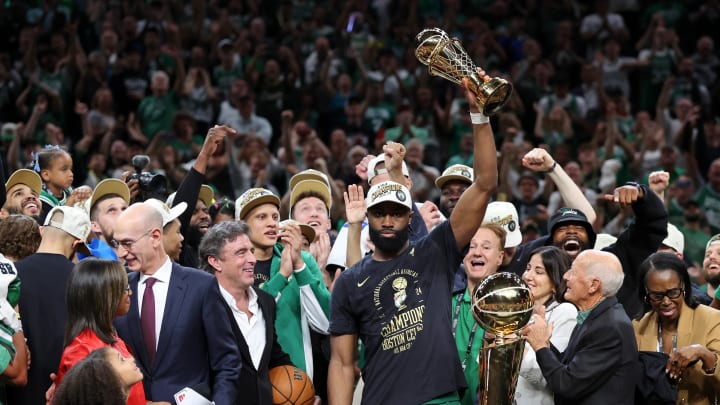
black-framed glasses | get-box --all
[646,287,683,303]
[123,285,131,294]
[110,229,153,251]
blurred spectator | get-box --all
[340,94,375,148]
[363,80,394,144]
[218,87,272,147]
[691,36,719,89]
[213,39,244,99]
[180,47,217,135]
[136,70,180,143]
[678,200,712,270]
[596,37,638,101]
[695,158,720,234]
[579,0,629,60]
[380,102,429,148]
[404,139,439,203]
[637,24,681,112]
[108,45,149,117]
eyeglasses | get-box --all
[646,287,683,303]
[124,285,131,294]
[110,229,153,251]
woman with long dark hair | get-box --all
[54,259,166,405]
[516,245,578,404]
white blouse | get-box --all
[515,301,578,405]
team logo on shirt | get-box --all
[392,277,408,310]
[374,269,425,354]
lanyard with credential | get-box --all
[452,292,479,371]
[657,322,677,353]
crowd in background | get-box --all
[0,0,717,243]
[1,0,720,404]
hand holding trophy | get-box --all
[415,28,512,116]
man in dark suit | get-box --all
[523,249,638,404]
[199,221,294,405]
[113,202,241,403]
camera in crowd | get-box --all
[127,155,168,202]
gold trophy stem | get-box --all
[478,338,526,405]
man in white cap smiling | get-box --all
[1,169,42,221]
[329,74,499,404]
[145,199,188,262]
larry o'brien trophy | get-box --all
[471,272,534,405]
[415,28,513,116]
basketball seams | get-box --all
[270,365,315,404]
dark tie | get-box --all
[141,277,157,365]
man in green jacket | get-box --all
[234,188,331,383]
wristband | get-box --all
[543,161,557,174]
[470,112,489,125]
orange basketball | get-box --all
[269,365,315,405]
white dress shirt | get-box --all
[138,256,173,350]
[220,285,266,370]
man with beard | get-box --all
[326,149,440,271]
[435,164,473,217]
[505,187,668,319]
[168,125,227,267]
[84,178,130,259]
[1,169,42,221]
[328,74,497,404]
[703,236,720,309]
[234,187,330,393]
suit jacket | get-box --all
[634,304,720,405]
[222,286,293,405]
[115,262,241,403]
[536,296,639,405]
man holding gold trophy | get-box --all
[328,28,510,405]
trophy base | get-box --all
[477,78,513,116]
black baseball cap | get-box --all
[548,207,597,247]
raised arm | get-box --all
[449,72,499,249]
[344,184,366,268]
[522,148,597,223]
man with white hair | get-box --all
[523,250,638,404]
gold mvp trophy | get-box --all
[471,272,534,405]
[415,28,513,116]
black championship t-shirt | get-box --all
[254,258,272,288]
[330,221,467,405]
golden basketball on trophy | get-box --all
[472,272,534,405]
[415,28,513,116]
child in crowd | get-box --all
[33,146,91,221]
